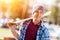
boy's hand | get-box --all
[7,22,17,28]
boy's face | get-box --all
[33,9,43,22]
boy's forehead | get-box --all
[35,9,43,12]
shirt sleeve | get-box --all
[18,22,24,40]
[41,28,50,40]
[18,22,23,36]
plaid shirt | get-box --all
[18,20,50,40]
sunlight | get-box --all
[43,0,55,6]
[4,0,11,3]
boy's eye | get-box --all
[35,11,38,13]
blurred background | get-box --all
[0,0,60,40]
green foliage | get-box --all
[49,2,60,25]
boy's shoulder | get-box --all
[22,19,32,25]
